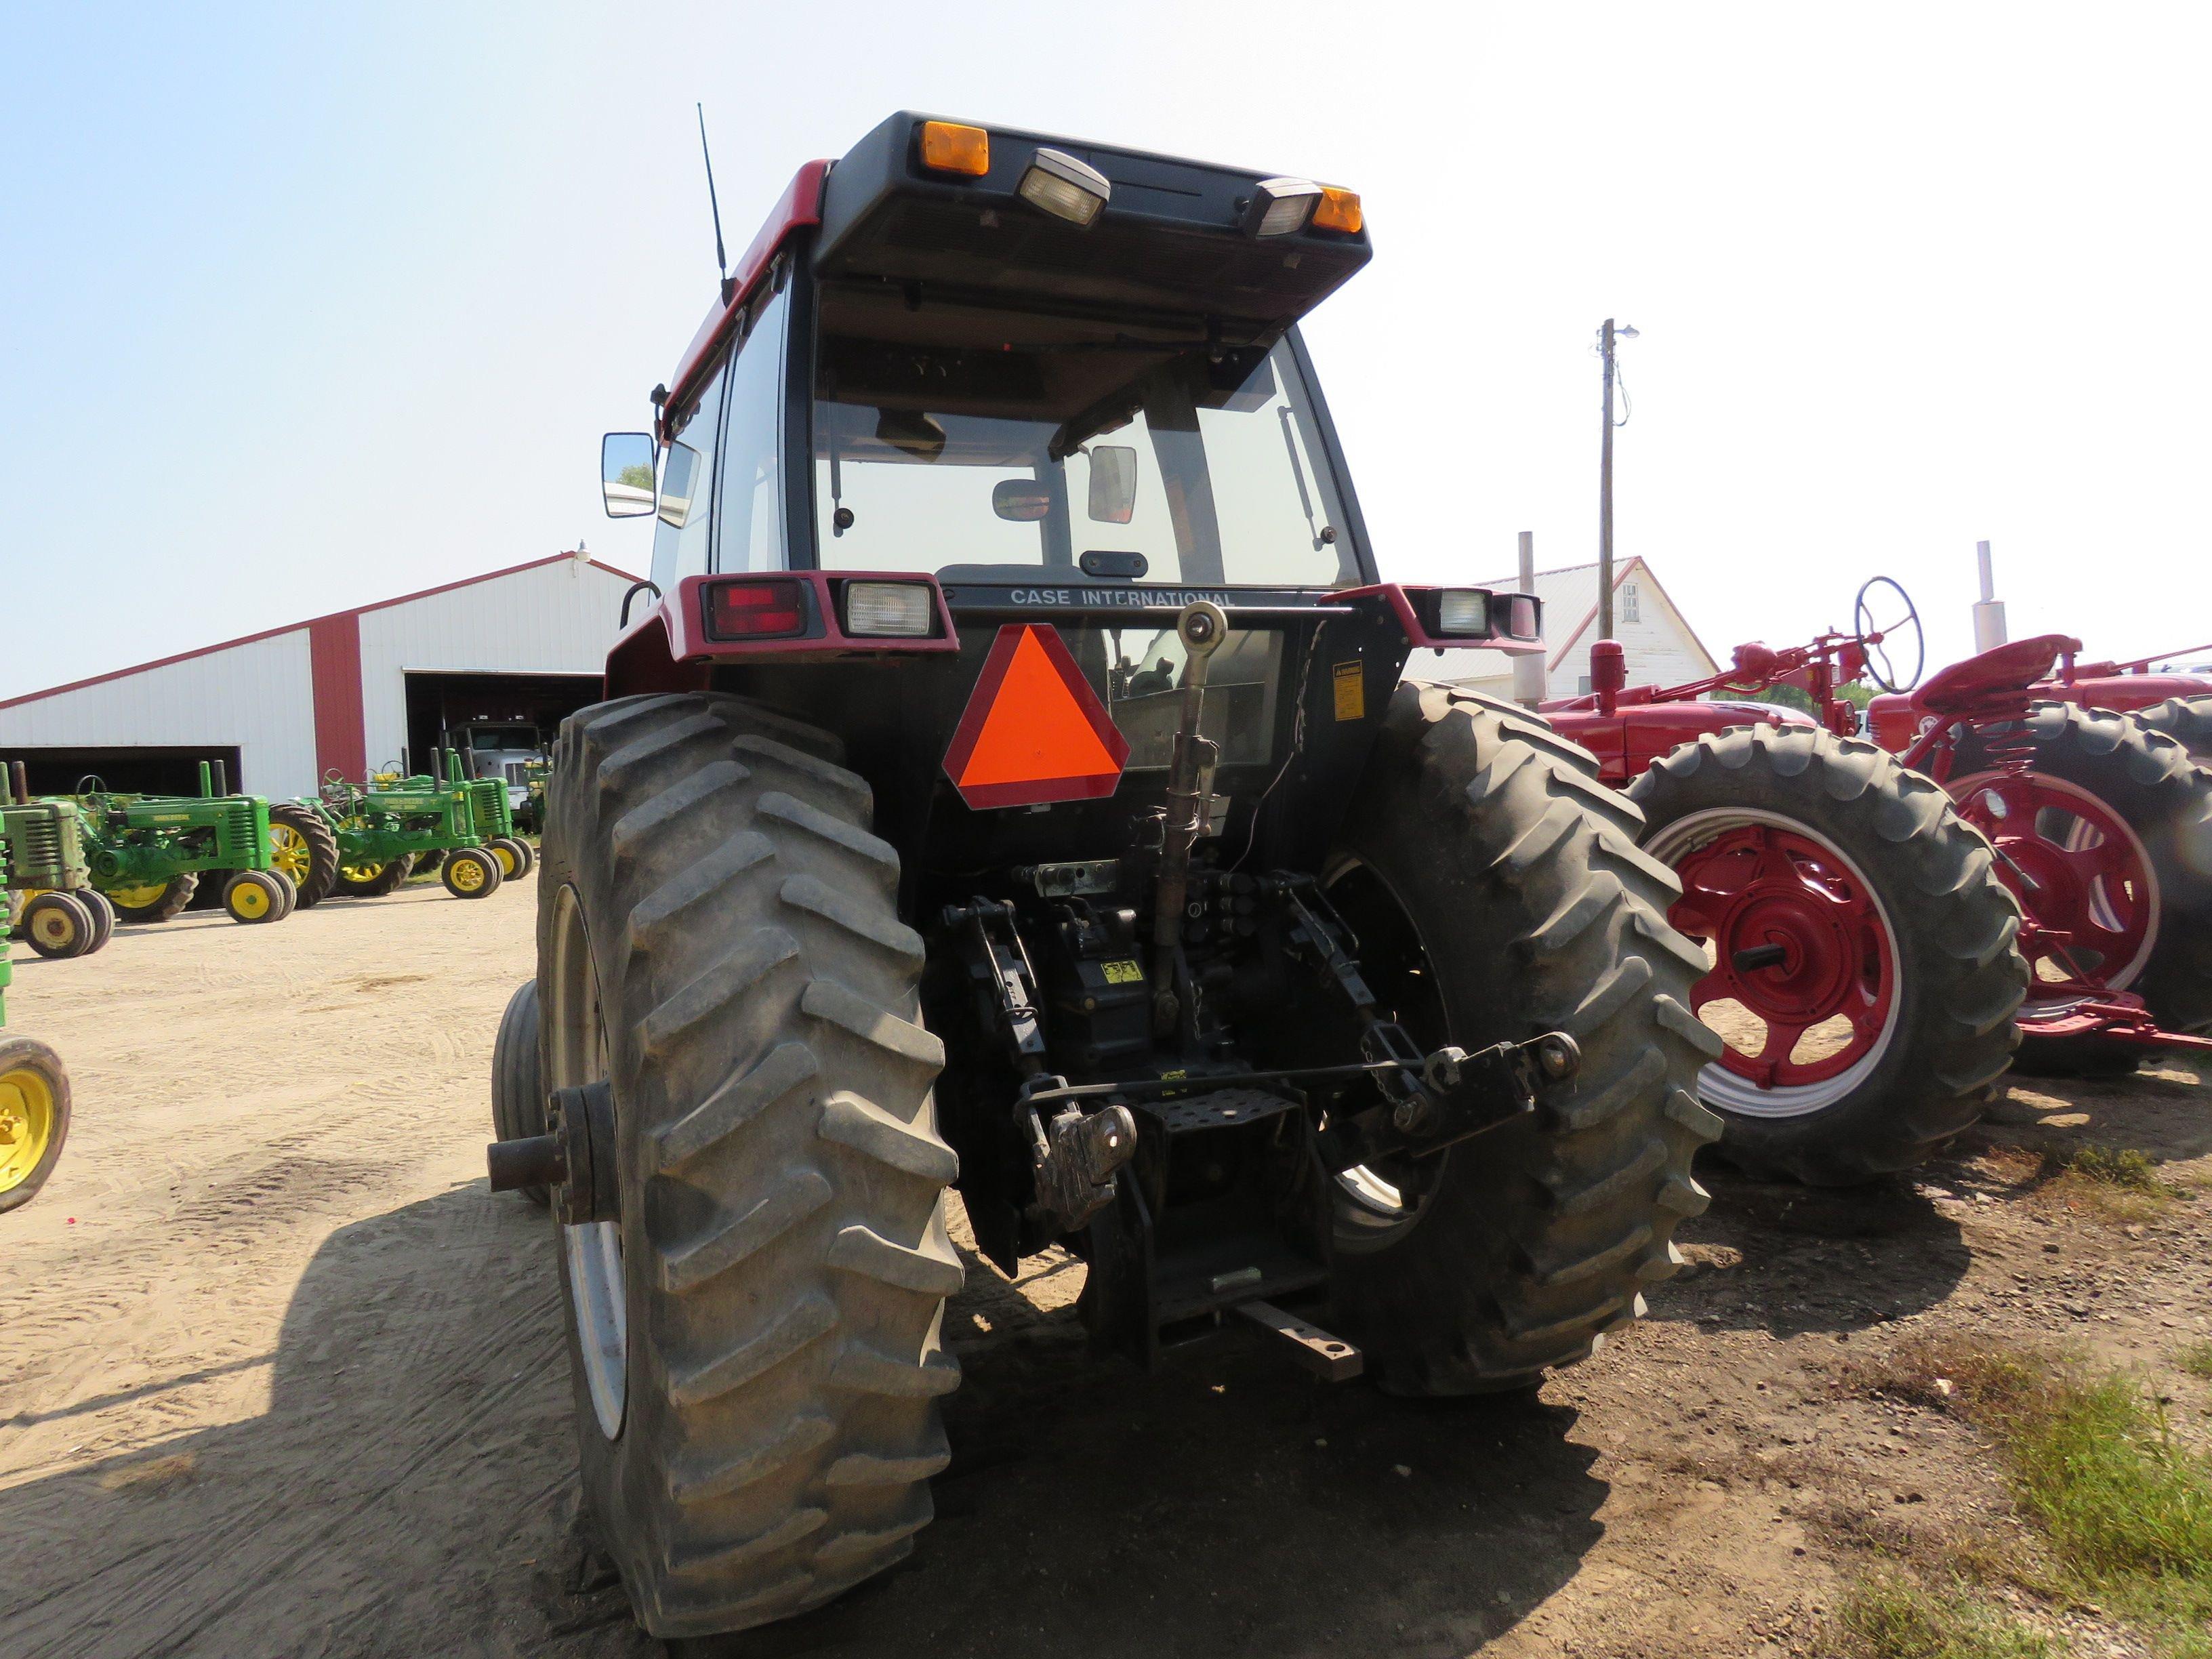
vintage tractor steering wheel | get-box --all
[1852,576,1925,694]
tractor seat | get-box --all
[1912,633,2080,716]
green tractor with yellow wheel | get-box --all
[72,763,294,926]
[1,764,115,961]
[302,751,510,901]
[0,821,73,1216]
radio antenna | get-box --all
[697,102,732,304]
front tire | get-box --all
[539,691,958,1639]
[75,888,116,954]
[222,869,287,924]
[1323,684,1720,1393]
[491,979,550,1206]
[0,1036,71,1215]
[20,892,96,960]
[440,846,503,899]
[1631,725,2027,1184]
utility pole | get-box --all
[1597,318,1637,640]
[1973,539,2008,651]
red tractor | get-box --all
[484,114,1720,1639]
[1542,582,2212,1185]
[1540,581,2030,1185]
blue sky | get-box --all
[4,3,2207,697]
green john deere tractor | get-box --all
[0,821,73,1215]
[1,763,115,960]
[74,762,295,925]
[302,750,510,900]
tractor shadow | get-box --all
[1647,1154,1972,1339]
[1980,1061,2212,1166]
[4,1189,1610,1659]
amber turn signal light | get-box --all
[1312,186,1364,234]
[919,121,989,178]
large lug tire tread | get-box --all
[1629,724,2028,1184]
[2129,693,2212,764]
[491,979,550,1206]
[1326,682,1721,1394]
[540,691,957,1640]
[1957,702,2212,1054]
[106,872,197,924]
[269,804,342,908]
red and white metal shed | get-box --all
[0,552,638,798]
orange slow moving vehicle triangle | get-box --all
[943,624,1131,809]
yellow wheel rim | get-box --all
[27,903,79,951]
[0,1064,57,1193]
[230,880,271,920]
[106,881,168,908]
[341,863,386,883]
[270,823,314,885]
[451,856,487,893]
[491,842,518,877]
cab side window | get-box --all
[649,359,729,592]
[714,275,790,573]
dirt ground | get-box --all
[3,876,2207,1659]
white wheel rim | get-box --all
[1644,807,1904,1120]
[548,882,626,1439]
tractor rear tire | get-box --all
[223,869,287,924]
[491,978,550,1206]
[334,856,413,899]
[441,846,503,899]
[106,873,197,924]
[1630,725,2028,1184]
[269,804,341,908]
[0,1036,70,1216]
[1954,703,2212,1069]
[537,691,956,1639]
[1322,684,1720,1393]
[2130,694,2212,765]
[20,892,96,960]
[77,888,115,954]
[412,847,445,876]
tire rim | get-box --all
[341,863,386,883]
[28,903,79,952]
[1645,808,1901,1118]
[548,882,626,1439]
[1319,853,1453,1248]
[0,1062,57,1194]
[1950,769,2158,1015]
[270,823,314,886]
[451,856,488,894]
[230,879,272,920]
[106,880,167,908]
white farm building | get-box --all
[1416,556,1719,702]
[0,551,639,799]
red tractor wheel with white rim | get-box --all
[1631,723,2028,1185]
[1950,703,2212,1073]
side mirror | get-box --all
[601,433,657,518]
[1088,445,1136,524]
[991,479,1053,522]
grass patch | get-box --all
[2038,1145,2176,1224]
[2179,1342,2212,1382]
[1835,1568,2055,1659]
[1864,1336,2212,1655]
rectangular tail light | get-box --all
[703,578,807,640]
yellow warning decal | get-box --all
[1332,660,1365,721]
[1102,958,1144,984]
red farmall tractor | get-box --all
[1540,581,2030,1185]
[1543,581,2212,1183]
[484,114,1720,1639]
